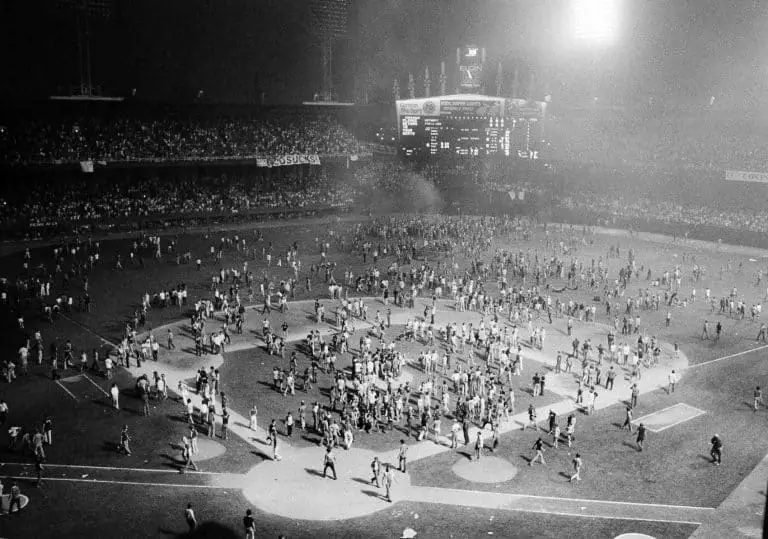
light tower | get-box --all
[58,0,114,97]
[310,0,351,102]
[571,0,622,104]
[573,0,620,44]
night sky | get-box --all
[0,0,766,105]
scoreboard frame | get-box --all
[396,94,546,159]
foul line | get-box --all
[81,374,110,397]
[59,314,117,348]
[490,507,702,525]
[405,487,713,525]
[0,462,222,475]
[55,380,78,401]
[687,344,768,370]
[2,475,231,490]
[415,487,716,511]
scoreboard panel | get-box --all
[399,115,542,159]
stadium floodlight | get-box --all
[573,0,620,44]
[309,0,351,101]
[58,0,114,97]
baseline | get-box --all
[0,462,223,475]
[81,373,110,396]
[404,486,714,525]
[686,344,768,370]
[2,475,238,490]
[55,380,78,401]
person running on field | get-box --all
[568,453,582,482]
[529,437,546,466]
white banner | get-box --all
[725,170,768,184]
[396,98,440,117]
[440,98,504,117]
[255,155,321,168]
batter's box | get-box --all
[632,403,706,433]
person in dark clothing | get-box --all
[636,423,646,451]
[710,434,722,465]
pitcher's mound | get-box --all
[452,456,518,484]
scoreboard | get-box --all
[399,115,541,158]
[396,95,545,159]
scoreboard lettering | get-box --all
[441,99,503,117]
[400,116,419,136]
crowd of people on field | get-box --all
[0,196,759,520]
[1,104,766,529]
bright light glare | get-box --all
[573,0,619,43]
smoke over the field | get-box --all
[397,170,443,213]
[354,164,444,214]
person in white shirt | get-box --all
[450,420,460,448]
[249,404,258,430]
[668,370,677,394]
[184,503,197,531]
[18,346,28,375]
[157,375,167,399]
[0,400,9,425]
[433,417,442,445]
[200,401,209,425]
[110,383,120,410]
[383,464,395,502]
[588,389,597,414]
[178,381,189,405]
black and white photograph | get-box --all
[0,0,766,537]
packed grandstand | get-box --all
[1,103,768,246]
[546,106,768,171]
[0,112,368,165]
